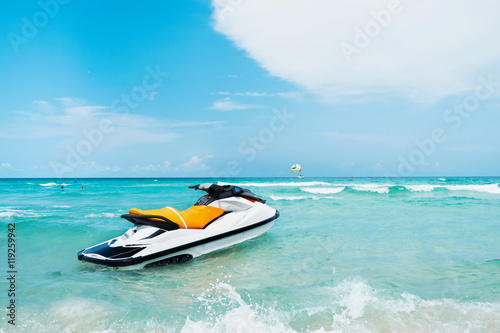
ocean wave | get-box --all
[299,183,500,195]
[403,184,500,194]
[132,184,174,187]
[183,280,500,333]
[351,184,390,194]
[219,181,500,195]
[218,181,331,187]
[405,185,436,192]
[40,182,70,187]
[326,280,500,332]
[301,187,345,194]
[270,195,309,201]
[184,281,294,333]
[445,184,500,194]
[0,208,49,218]
[14,280,500,333]
[181,279,500,333]
[84,213,119,218]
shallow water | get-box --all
[1,177,499,332]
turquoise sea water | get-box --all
[1,177,499,332]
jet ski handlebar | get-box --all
[189,183,219,194]
[189,183,265,203]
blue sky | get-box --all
[1,0,499,178]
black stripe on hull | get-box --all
[78,210,279,267]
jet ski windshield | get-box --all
[191,183,265,205]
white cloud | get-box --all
[165,120,224,128]
[211,97,259,111]
[1,163,15,170]
[131,161,172,172]
[33,100,55,113]
[212,0,500,101]
[80,161,122,172]
[131,157,215,174]
[216,91,304,98]
[180,155,213,172]
[276,92,305,99]
[54,97,85,106]
[2,98,223,146]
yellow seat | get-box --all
[129,205,224,229]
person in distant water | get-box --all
[55,180,58,183]
[61,186,64,190]
[81,186,85,190]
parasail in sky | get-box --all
[291,164,302,173]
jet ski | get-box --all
[77,183,279,269]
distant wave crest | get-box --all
[218,181,330,187]
[0,208,49,218]
[301,187,345,194]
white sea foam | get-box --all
[218,181,330,187]
[53,205,71,208]
[181,280,500,333]
[0,208,48,218]
[183,282,295,333]
[301,187,345,194]
[40,182,70,187]
[40,182,57,186]
[326,280,500,332]
[221,181,500,195]
[405,185,436,192]
[445,184,500,194]
[15,280,500,333]
[85,213,118,218]
[270,195,309,201]
[438,178,446,181]
[351,184,390,194]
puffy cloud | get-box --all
[212,0,500,101]
[180,155,214,172]
[216,91,304,98]
[1,163,15,170]
[131,161,172,172]
[80,161,121,172]
[2,98,223,145]
[211,97,259,111]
